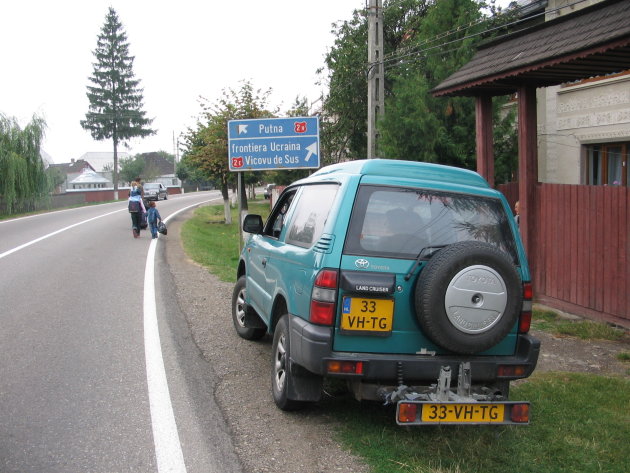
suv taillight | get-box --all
[310,269,338,326]
[519,282,533,333]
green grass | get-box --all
[180,200,270,282]
[531,309,627,341]
[617,351,630,362]
[181,201,630,473]
[326,373,629,473]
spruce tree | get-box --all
[81,7,154,195]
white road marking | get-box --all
[2,195,222,473]
[143,199,219,473]
[144,239,187,473]
[0,209,124,260]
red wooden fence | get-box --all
[498,182,629,327]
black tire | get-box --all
[415,241,522,354]
[231,276,266,340]
[271,315,307,411]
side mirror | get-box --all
[243,214,264,234]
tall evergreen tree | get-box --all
[378,0,484,167]
[81,7,154,195]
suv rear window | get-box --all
[343,185,517,261]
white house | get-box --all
[68,168,110,190]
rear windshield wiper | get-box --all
[404,245,447,281]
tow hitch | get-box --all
[383,363,531,426]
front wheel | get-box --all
[231,276,266,340]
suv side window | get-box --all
[286,184,339,248]
[264,189,297,239]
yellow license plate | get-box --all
[340,297,394,333]
[421,403,505,423]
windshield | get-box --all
[144,184,159,189]
[343,185,518,262]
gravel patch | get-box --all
[164,217,369,473]
[531,330,629,377]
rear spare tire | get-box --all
[414,241,522,354]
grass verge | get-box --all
[327,372,629,473]
[180,201,270,282]
[181,201,630,473]
[531,309,627,341]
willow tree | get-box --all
[0,114,49,214]
[81,7,154,197]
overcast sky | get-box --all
[1,0,363,163]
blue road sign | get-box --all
[228,117,320,171]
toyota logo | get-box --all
[355,259,370,269]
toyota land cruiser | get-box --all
[232,159,540,425]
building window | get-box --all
[585,143,628,187]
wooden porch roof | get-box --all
[432,0,630,97]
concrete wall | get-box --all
[1,187,184,216]
[537,73,630,184]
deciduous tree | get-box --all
[319,0,430,163]
[322,0,517,175]
[181,81,276,223]
[0,114,50,213]
[119,155,145,185]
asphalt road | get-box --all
[0,191,243,473]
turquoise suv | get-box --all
[233,159,540,425]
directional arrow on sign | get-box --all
[304,142,318,162]
[237,124,248,135]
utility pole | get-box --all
[367,0,384,159]
[172,131,177,179]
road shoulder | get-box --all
[164,216,369,473]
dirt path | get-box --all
[166,218,370,473]
[531,329,629,377]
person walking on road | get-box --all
[147,201,162,239]
[128,180,146,238]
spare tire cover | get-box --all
[414,241,522,354]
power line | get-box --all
[374,0,587,73]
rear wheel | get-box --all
[231,276,266,340]
[271,315,308,410]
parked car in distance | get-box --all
[263,183,275,199]
[233,159,539,426]
[144,182,167,201]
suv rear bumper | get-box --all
[289,314,540,384]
